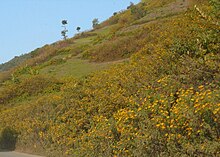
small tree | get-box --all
[92,18,99,28]
[127,2,134,9]
[61,20,68,40]
[76,27,81,32]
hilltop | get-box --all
[0,0,219,156]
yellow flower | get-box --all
[157,79,162,83]
[138,107,142,111]
[198,85,204,89]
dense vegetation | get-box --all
[0,0,219,156]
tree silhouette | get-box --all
[62,20,68,25]
[61,20,68,40]
[92,18,99,28]
[76,27,81,32]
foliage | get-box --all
[0,0,219,157]
[87,33,145,61]
[130,2,146,19]
[209,0,220,17]
[62,20,68,25]
[76,27,81,32]
[61,20,68,40]
[92,18,99,29]
[0,75,61,105]
[0,53,32,72]
[0,127,18,150]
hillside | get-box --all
[0,0,220,156]
[0,53,32,72]
[0,0,192,81]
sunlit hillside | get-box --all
[0,0,219,156]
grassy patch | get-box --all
[40,57,116,78]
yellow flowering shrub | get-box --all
[0,0,219,156]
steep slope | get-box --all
[0,0,192,82]
[0,0,220,157]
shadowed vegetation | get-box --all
[0,127,18,151]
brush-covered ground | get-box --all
[0,0,220,156]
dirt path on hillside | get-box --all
[0,151,44,157]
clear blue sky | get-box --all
[0,0,140,64]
